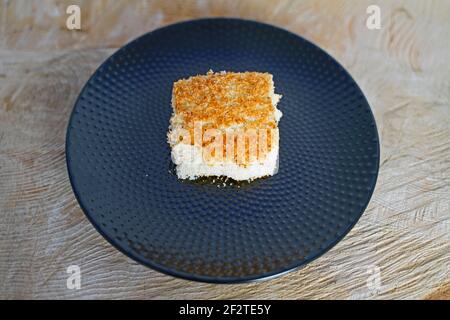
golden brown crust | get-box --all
[172,71,277,130]
[170,71,280,166]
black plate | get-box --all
[66,18,379,283]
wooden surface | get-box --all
[0,0,449,300]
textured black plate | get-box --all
[66,18,379,283]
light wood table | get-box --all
[0,0,448,299]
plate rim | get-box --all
[65,17,380,284]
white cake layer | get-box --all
[171,141,279,181]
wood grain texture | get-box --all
[0,0,449,300]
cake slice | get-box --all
[168,70,282,181]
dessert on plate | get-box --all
[168,70,282,181]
